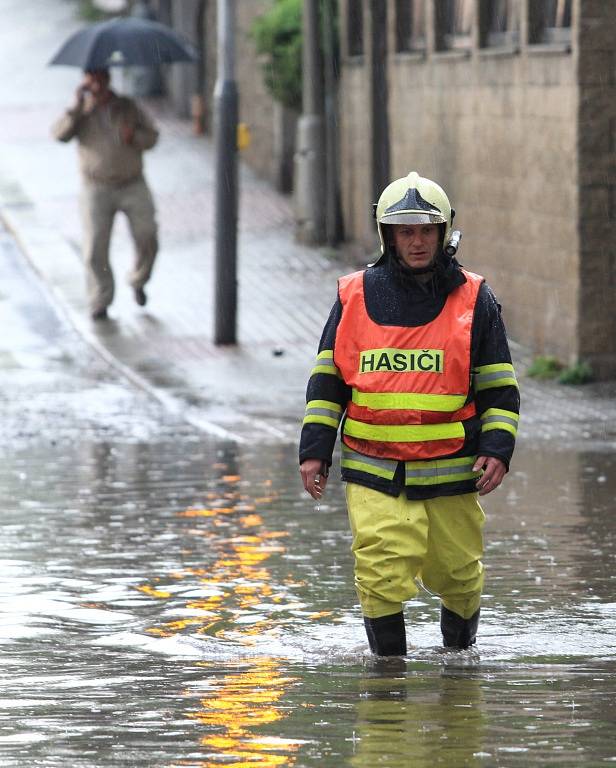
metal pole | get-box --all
[214,0,238,345]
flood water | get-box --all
[2,425,616,766]
[3,216,616,767]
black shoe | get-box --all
[134,287,147,306]
[91,307,108,321]
[364,612,407,656]
[441,606,480,650]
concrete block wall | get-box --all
[577,0,616,378]
[339,0,595,372]
[395,51,579,365]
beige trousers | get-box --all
[81,176,158,312]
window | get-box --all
[484,0,519,48]
[347,0,364,57]
[529,0,572,45]
[435,0,473,51]
[395,0,426,53]
[542,0,571,43]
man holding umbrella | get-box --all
[52,67,159,320]
[49,15,196,320]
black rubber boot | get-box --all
[363,612,407,656]
[440,606,480,650]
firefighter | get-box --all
[299,171,519,656]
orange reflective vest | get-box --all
[334,268,484,461]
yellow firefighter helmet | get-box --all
[375,171,454,254]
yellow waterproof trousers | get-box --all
[346,483,485,620]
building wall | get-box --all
[388,48,578,363]
[339,0,376,259]
[234,0,282,180]
[339,59,374,258]
[339,0,591,371]
[577,0,616,378]
[155,0,295,187]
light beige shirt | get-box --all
[52,91,159,185]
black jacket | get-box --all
[299,254,520,500]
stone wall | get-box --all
[577,0,616,378]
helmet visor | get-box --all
[380,211,447,226]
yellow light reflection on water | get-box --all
[188,657,301,767]
[138,479,307,765]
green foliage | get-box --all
[557,361,594,385]
[76,0,109,21]
[526,355,564,380]
[527,355,594,385]
[251,0,302,112]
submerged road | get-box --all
[3,223,616,765]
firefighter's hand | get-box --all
[300,459,328,500]
[473,456,506,496]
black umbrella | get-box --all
[48,16,197,69]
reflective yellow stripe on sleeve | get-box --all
[344,417,465,443]
[480,407,519,437]
[352,389,467,412]
[303,399,343,429]
[310,350,341,378]
[473,363,518,391]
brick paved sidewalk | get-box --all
[0,81,354,443]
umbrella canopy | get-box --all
[48,16,198,69]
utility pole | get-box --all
[294,0,326,244]
[322,0,342,245]
[214,0,238,345]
